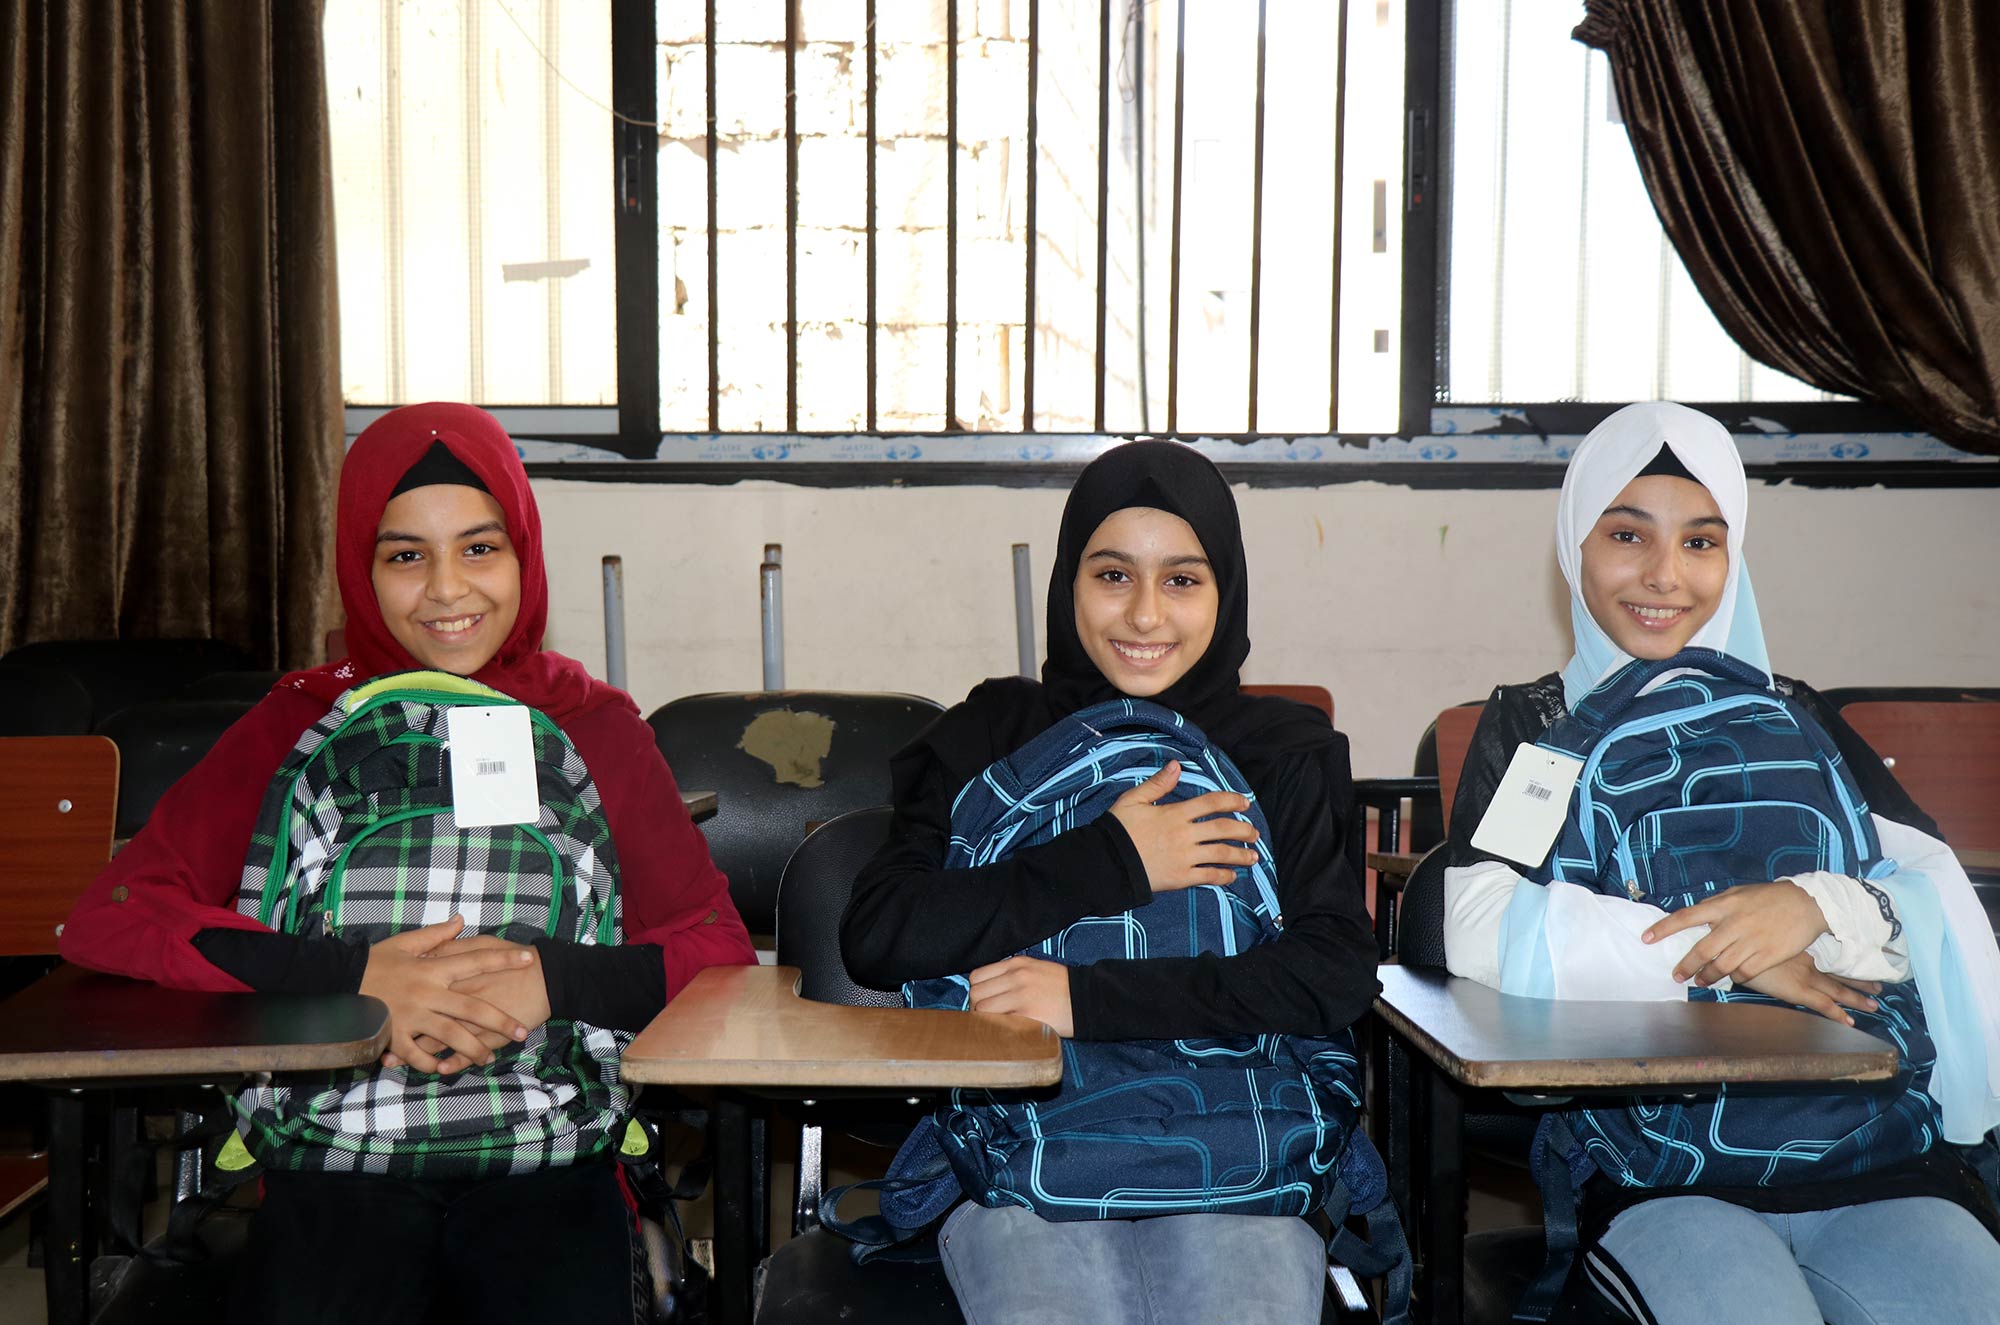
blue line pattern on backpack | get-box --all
[1527,649,1940,1189]
[898,698,1365,1220]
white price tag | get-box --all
[446,706,540,828]
[1469,743,1585,869]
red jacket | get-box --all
[59,686,755,997]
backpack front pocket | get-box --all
[1620,801,1848,899]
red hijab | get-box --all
[281,403,634,721]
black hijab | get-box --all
[909,441,1340,795]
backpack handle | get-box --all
[1571,647,1769,725]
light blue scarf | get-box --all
[1555,403,1771,710]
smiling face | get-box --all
[1578,473,1730,659]
[371,483,523,675]
[1072,506,1219,698]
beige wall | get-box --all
[532,478,2000,776]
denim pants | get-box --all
[1589,1195,2000,1325]
[936,1202,1326,1324]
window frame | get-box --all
[339,0,1996,488]
[1393,0,1992,487]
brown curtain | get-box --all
[0,0,343,669]
[1576,1,2000,456]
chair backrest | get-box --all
[0,736,118,957]
[94,699,257,838]
[1839,700,2000,852]
[647,691,944,936]
[1241,683,1334,723]
[0,664,94,737]
[0,638,252,729]
[774,806,901,1008]
[175,670,282,703]
[1434,704,1485,828]
[1393,846,1451,969]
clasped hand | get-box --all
[1641,879,1831,987]
[1109,761,1261,893]
[359,915,551,1075]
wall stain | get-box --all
[738,709,838,788]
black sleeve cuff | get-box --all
[191,928,369,995]
[532,940,667,1033]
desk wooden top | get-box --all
[1960,847,2000,875]
[623,965,1064,1090]
[0,965,390,1083]
[1368,851,1424,879]
[1375,965,1897,1092]
[682,790,718,821]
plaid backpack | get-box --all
[1523,648,1940,1193]
[231,670,631,1178]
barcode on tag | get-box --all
[1524,781,1553,802]
[476,759,507,777]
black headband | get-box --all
[1635,444,1699,483]
[390,440,492,498]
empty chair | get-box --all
[0,663,93,737]
[0,638,252,729]
[647,691,943,937]
[94,699,257,839]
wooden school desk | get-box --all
[0,965,390,1325]
[623,964,1064,1325]
[1372,965,1900,1325]
[682,789,719,821]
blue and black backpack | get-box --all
[827,699,1407,1316]
[1514,649,1941,1317]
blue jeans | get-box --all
[937,1202,1326,1324]
[1590,1195,2000,1325]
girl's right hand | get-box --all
[359,915,535,1074]
[1739,951,1880,1026]
[1108,761,1262,893]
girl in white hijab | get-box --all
[1441,402,2000,1325]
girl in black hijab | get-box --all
[841,440,1380,1321]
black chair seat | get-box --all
[758,1227,964,1324]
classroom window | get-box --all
[326,0,617,411]
[328,0,1405,440]
[1434,1,1842,406]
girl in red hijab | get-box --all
[61,402,753,1324]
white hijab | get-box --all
[1556,402,1770,709]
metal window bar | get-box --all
[785,0,799,432]
[1165,0,1188,435]
[1023,0,1040,431]
[1092,0,1112,433]
[1329,0,1350,432]
[704,0,720,431]
[866,0,879,432]
[946,0,959,430]
[1246,0,1270,433]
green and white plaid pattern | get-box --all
[232,671,632,1179]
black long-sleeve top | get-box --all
[839,734,1381,1043]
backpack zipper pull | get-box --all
[1625,879,1642,901]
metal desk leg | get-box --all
[1423,1066,1466,1325]
[712,1094,755,1325]
[44,1090,90,1325]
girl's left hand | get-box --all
[381,937,552,1069]
[968,956,1074,1038]
[1641,880,1830,986]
